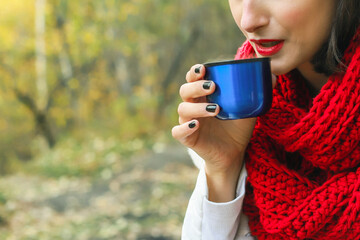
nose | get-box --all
[240,0,269,33]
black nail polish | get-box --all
[206,104,217,113]
[203,81,212,90]
[195,66,201,74]
[189,121,196,129]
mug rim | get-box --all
[204,57,270,67]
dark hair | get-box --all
[311,0,360,76]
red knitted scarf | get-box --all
[235,28,360,240]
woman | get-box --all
[172,0,360,239]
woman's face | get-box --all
[229,0,337,75]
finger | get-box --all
[185,64,205,83]
[179,80,215,102]
[178,102,220,123]
[272,74,277,89]
[172,120,199,143]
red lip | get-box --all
[250,39,284,56]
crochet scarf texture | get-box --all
[235,28,360,240]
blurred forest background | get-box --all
[0,0,245,239]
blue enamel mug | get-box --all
[205,58,272,120]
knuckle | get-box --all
[179,84,186,98]
[185,71,191,82]
[177,102,187,115]
[171,126,178,139]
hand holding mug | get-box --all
[172,60,276,202]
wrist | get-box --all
[205,152,245,202]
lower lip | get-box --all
[252,41,284,56]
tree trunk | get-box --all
[35,0,56,147]
[156,26,200,119]
[35,0,48,111]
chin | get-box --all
[270,61,295,76]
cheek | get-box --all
[277,7,309,29]
[230,8,243,29]
[228,0,245,33]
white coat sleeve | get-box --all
[181,149,248,240]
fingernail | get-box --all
[188,121,196,129]
[194,66,201,74]
[203,81,212,90]
[206,104,217,113]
